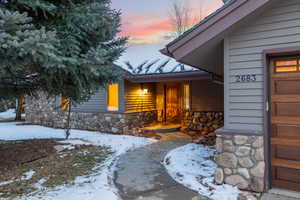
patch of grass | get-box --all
[0,145,113,199]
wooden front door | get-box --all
[166,83,180,122]
[271,57,300,192]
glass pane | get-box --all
[61,97,70,110]
[275,59,297,67]
[275,66,297,73]
[107,84,119,111]
[183,83,190,109]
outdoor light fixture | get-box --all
[138,88,148,96]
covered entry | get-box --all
[159,82,183,124]
[270,57,300,192]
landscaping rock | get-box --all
[250,162,265,178]
[255,148,264,161]
[239,157,254,168]
[223,140,235,152]
[215,152,238,168]
[224,168,232,175]
[54,145,65,153]
[236,146,251,157]
[214,135,265,192]
[225,175,249,189]
[214,168,224,184]
[234,135,248,145]
[237,168,250,179]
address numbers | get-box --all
[235,74,257,83]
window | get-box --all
[274,58,300,73]
[183,83,190,110]
[61,97,70,110]
[107,84,119,111]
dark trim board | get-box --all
[126,71,213,83]
[215,128,263,136]
[262,46,300,192]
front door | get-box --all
[166,83,180,123]
[271,57,300,192]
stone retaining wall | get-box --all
[0,99,16,112]
[25,93,157,134]
[214,134,265,192]
[182,111,224,134]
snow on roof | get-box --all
[115,44,200,75]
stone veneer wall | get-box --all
[214,134,265,192]
[0,99,16,112]
[182,110,224,134]
[25,93,157,134]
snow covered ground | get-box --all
[0,122,155,200]
[0,109,15,120]
[0,109,25,120]
[163,144,240,200]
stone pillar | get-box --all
[214,134,265,192]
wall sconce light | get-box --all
[138,88,148,96]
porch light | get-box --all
[139,88,148,95]
[143,89,148,94]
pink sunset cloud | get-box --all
[115,0,224,45]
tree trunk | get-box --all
[15,96,24,121]
[65,100,72,139]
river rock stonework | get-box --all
[182,111,224,133]
[214,134,265,192]
[25,93,157,134]
[0,99,16,112]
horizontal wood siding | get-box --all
[72,80,125,113]
[72,88,107,113]
[124,81,156,113]
[226,0,300,131]
[191,80,224,111]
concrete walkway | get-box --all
[114,132,208,200]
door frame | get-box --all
[263,46,300,191]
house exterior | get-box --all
[25,61,224,135]
[162,0,300,194]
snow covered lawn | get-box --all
[0,109,25,120]
[0,122,155,200]
[163,144,240,200]
[0,109,15,120]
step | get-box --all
[143,124,181,133]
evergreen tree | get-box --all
[0,0,127,103]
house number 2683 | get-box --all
[235,74,257,82]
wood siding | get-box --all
[124,81,156,113]
[63,80,125,113]
[191,80,224,111]
[225,0,300,131]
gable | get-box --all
[225,0,300,131]
[161,0,273,74]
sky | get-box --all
[111,0,224,67]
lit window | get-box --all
[183,83,190,109]
[61,97,70,110]
[107,84,119,111]
[274,58,300,73]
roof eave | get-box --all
[162,0,271,62]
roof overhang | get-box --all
[125,71,213,83]
[161,0,271,73]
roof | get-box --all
[119,58,200,75]
[115,44,202,75]
[126,70,211,83]
[161,0,271,65]
[166,0,237,48]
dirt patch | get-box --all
[0,139,112,199]
[0,139,62,170]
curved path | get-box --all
[114,132,209,200]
